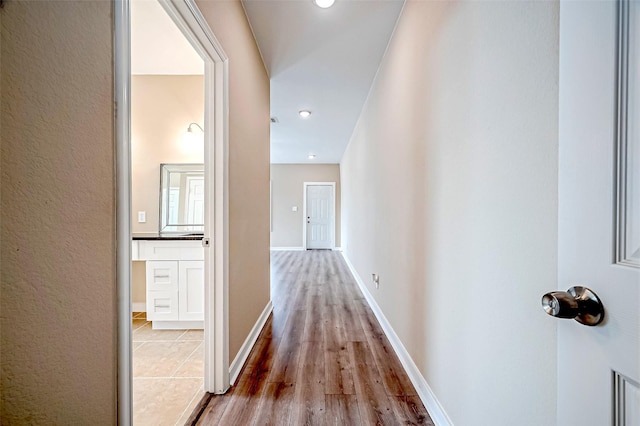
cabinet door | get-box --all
[178,261,204,321]
[146,261,178,292]
[146,291,179,321]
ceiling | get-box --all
[131,0,203,75]
[131,0,404,164]
[242,0,404,164]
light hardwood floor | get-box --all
[191,250,433,425]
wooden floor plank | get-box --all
[268,309,307,384]
[192,250,432,426]
[195,392,230,426]
[325,394,362,426]
[390,395,435,425]
[349,341,396,425]
[323,304,355,395]
[290,340,325,425]
[251,381,295,426]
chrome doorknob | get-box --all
[541,286,604,326]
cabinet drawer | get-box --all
[138,240,204,261]
[146,261,178,292]
[146,290,179,321]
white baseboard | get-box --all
[270,247,305,251]
[132,302,146,312]
[151,320,203,330]
[332,246,343,252]
[229,300,273,385]
[341,252,454,426]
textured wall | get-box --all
[270,164,341,248]
[131,75,205,235]
[1,1,116,423]
[341,2,559,425]
[196,0,271,361]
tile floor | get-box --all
[132,312,204,426]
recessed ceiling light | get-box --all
[314,0,335,8]
[308,154,316,159]
[299,110,312,118]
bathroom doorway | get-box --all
[117,0,230,423]
[130,1,205,422]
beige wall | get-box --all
[197,0,271,361]
[270,164,341,248]
[131,75,205,306]
[132,75,204,235]
[0,2,116,423]
[341,2,559,425]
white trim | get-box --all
[115,0,133,423]
[332,247,343,252]
[151,320,203,330]
[341,252,454,426]
[302,182,336,250]
[270,247,305,251]
[158,0,230,395]
[229,301,273,385]
[132,302,146,313]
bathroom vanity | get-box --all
[131,163,206,329]
[132,236,204,329]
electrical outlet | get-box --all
[137,211,146,223]
[372,273,379,289]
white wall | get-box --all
[340,2,559,425]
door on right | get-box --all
[557,0,640,424]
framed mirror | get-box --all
[159,163,204,234]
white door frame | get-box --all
[115,0,230,423]
[302,182,336,250]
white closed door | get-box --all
[306,184,334,249]
[556,1,640,424]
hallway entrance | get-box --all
[192,250,432,424]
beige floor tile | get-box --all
[133,341,201,378]
[174,342,204,378]
[178,329,204,341]
[133,341,144,352]
[133,377,202,426]
[175,385,206,425]
[133,323,186,342]
[132,318,149,331]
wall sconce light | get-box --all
[187,122,204,133]
[183,122,204,147]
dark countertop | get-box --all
[132,233,204,241]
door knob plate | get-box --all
[542,286,604,326]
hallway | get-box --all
[192,250,432,425]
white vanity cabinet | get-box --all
[133,239,204,329]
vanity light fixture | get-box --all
[183,122,204,149]
[187,122,204,133]
[299,110,312,119]
[314,0,335,8]
[308,154,316,159]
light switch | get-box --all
[292,206,298,212]
[138,211,146,223]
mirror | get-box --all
[159,163,204,234]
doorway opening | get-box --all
[116,0,230,423]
